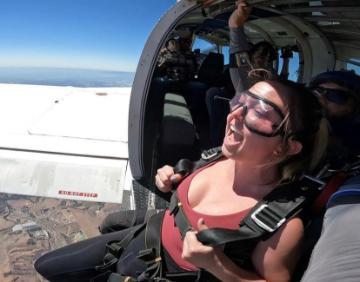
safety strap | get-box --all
[173,147,223,178]
[169,174,324,256]
[136,211,166,281]
[95,223,146,273]
[310,172,348,213]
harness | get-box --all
[97,148,359,282]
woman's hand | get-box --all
[182,219,221,270]
[155,165,183,193]
[229,0,252,28]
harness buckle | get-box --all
[251,204,286,233]
[201,150,218,160]
[301,174,326,190]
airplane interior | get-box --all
[131,0,360,211]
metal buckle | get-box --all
[201,150,218,160]
[251,204,286,233]
[301,174,326,190]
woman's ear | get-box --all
[286,139,303,156]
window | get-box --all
[277,48,300,82]
[192,37,217,54]
[346,60,360,75]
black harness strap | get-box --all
[95,223,146,273]
[136,211,166,281]
[173,147,223,178]
[197,175,324,248]
[169,192,192,239]
[167,174,325,261]
[100,148,356,281]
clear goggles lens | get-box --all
[229,90,286,137]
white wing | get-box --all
[0,83,132,204]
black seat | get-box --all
[197,52,224,86]
[157,93,200,168]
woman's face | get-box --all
[222,82,288,164]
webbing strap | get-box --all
[95,224,146,272]
[169,192,192,239]
[137,211,166,280]
[311,172,347,213]
[168,174,323,250]
[173,147,223,178]
[197,176,323,247]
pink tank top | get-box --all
[161,163,250,271]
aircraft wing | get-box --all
[0,83,133,204]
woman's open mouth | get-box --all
[228,124,244,143]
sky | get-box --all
[0,0,175,72]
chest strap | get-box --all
[169,174,324,255]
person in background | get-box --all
[300,70,360,282]
[206,0,292,147]
[310,70,360,164]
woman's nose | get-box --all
[233,104,248,118]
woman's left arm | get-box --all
[252,217,304,282]
[182,217,304,282]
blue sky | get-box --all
[0,0,175,72]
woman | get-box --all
[35,80,327,281]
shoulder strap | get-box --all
[173,147,223,177]
[196,175,325,247]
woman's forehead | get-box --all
[249,82,287,111]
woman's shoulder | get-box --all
[252,217,304,280]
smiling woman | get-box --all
[34,79,328,281]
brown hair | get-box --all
[266,80,328,181]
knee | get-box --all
[34,252,51,279]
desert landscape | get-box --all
[0,193,131,281]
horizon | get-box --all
[0,0,175,72]
[0,67,135,87]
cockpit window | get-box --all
[346,59,360,75]
[277,48,300,82]
[192,37,217,54]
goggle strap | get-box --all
[273,111,290,137]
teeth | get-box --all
[230,124,239,133]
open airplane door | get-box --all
[128,1,199,209]
[128,0,338,209]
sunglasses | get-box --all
[312,87,351,105]
[228,90,287,137]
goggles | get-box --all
[229,90,287,137]
[312,86,351,105]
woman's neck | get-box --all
[228,159,281,198]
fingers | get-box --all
[155,165,183,192]
[197,218,208,231]
[229,0,252,27]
